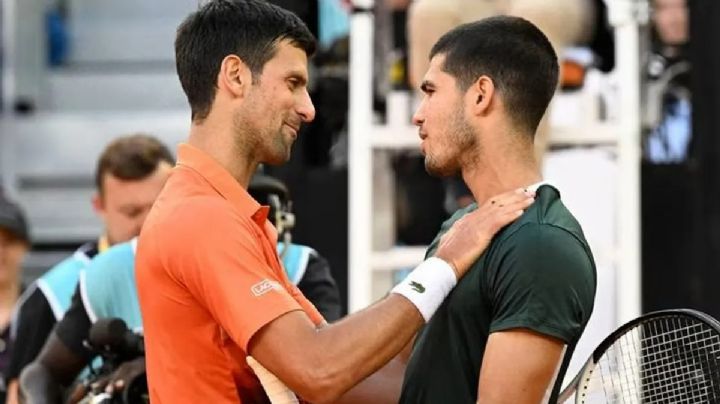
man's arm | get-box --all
[249,190,535,403]
[332,353,408,404]
[6,288,58,404]
[19,288,94,403]
[19,332,87,404]
[332,330,416,404]
[250,295,420,404]
[477,330,565,404]
[480,220,596,403]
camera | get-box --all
[78,318,148,404]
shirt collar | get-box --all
[527,180,554,193]
[176,143,268,224]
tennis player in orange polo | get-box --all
[135,1,535,403]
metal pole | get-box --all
[609,0,648,324]
[348,0,374,312]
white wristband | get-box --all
[391,257,457,322]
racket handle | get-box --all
[246,356,300,404]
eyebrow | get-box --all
[420,80,435,93]
[118,202,152,212]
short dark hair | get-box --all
[175,0,317,121]
[95,134,174,194]
[430,16,559,134]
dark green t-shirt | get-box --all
[399,185,597,403]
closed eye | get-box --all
[420,81,435,96]
[287,73,308,91]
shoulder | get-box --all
[497,223,594,270]
[88,241,135,269]
[84,241,136,286]
[151,194,248,236]
[35,251,89,312]
[138,196,267,281]
[40,251,90,282]
[281,243,317,258]
[280,243,318,284]
[485,222,596,298]
[493,185,591,257]
[14,285,47,316]
[504,222,588,250]
[142,194,260,260]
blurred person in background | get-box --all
[644,0,690,162]
[640,0,693,315]
[248,174,342,321]
[0,194,30,403]
[6,134,174,404]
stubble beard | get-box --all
[424,108,477,177]
[264,121,295,165]
[232,108,293,166]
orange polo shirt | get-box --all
[136,143,324,403]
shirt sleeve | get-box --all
[296,252,342,322]
[487,223,596,343]
[171,200,312,352]
[6,289,56,381]
[54,286,94,361]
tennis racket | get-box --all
[558,309,720,403]
[246,356,300,404]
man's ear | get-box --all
[92,191,105,217]
[218,54,252,98]
[469,75,495,116]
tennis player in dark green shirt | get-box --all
[393,16,597,404]
[399,184,596,403]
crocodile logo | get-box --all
[410,281,426,294]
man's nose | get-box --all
[298,90,316,123]
[412,108,425,127]
[411,96,428,127]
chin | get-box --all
[264,151,292,166]
[424,163,447,178]
[263,157,287,166]
[425,158,458,178]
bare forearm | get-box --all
[18,363,63,404]
[252,294,422,403]
[334,356,406,404]
[311,296,419,397]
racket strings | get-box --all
[641,319,720,403]
[584,316,720,403]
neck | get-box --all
[461,128,541,205]
[187,116,258,188]
[0,281,19,309]
[0,280,18,329]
